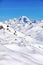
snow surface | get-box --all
[0,16,43,65]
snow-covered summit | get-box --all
[18,16,31,23]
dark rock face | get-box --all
[0,25,3,29]
[23,18,28,23]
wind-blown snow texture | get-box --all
[0,16,43,65]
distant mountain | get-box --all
[18,16,31,23]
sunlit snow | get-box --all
[0,16,43,65]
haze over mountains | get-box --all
[0,16,43,65]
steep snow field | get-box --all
[0,16,43,65]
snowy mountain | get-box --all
[0,16,43,65]
[18,16,31,23]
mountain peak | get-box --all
[18,16,31,23]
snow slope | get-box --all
[0,16,43,65]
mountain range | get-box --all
[0,16,43,65]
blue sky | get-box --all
[0,0,43,21]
